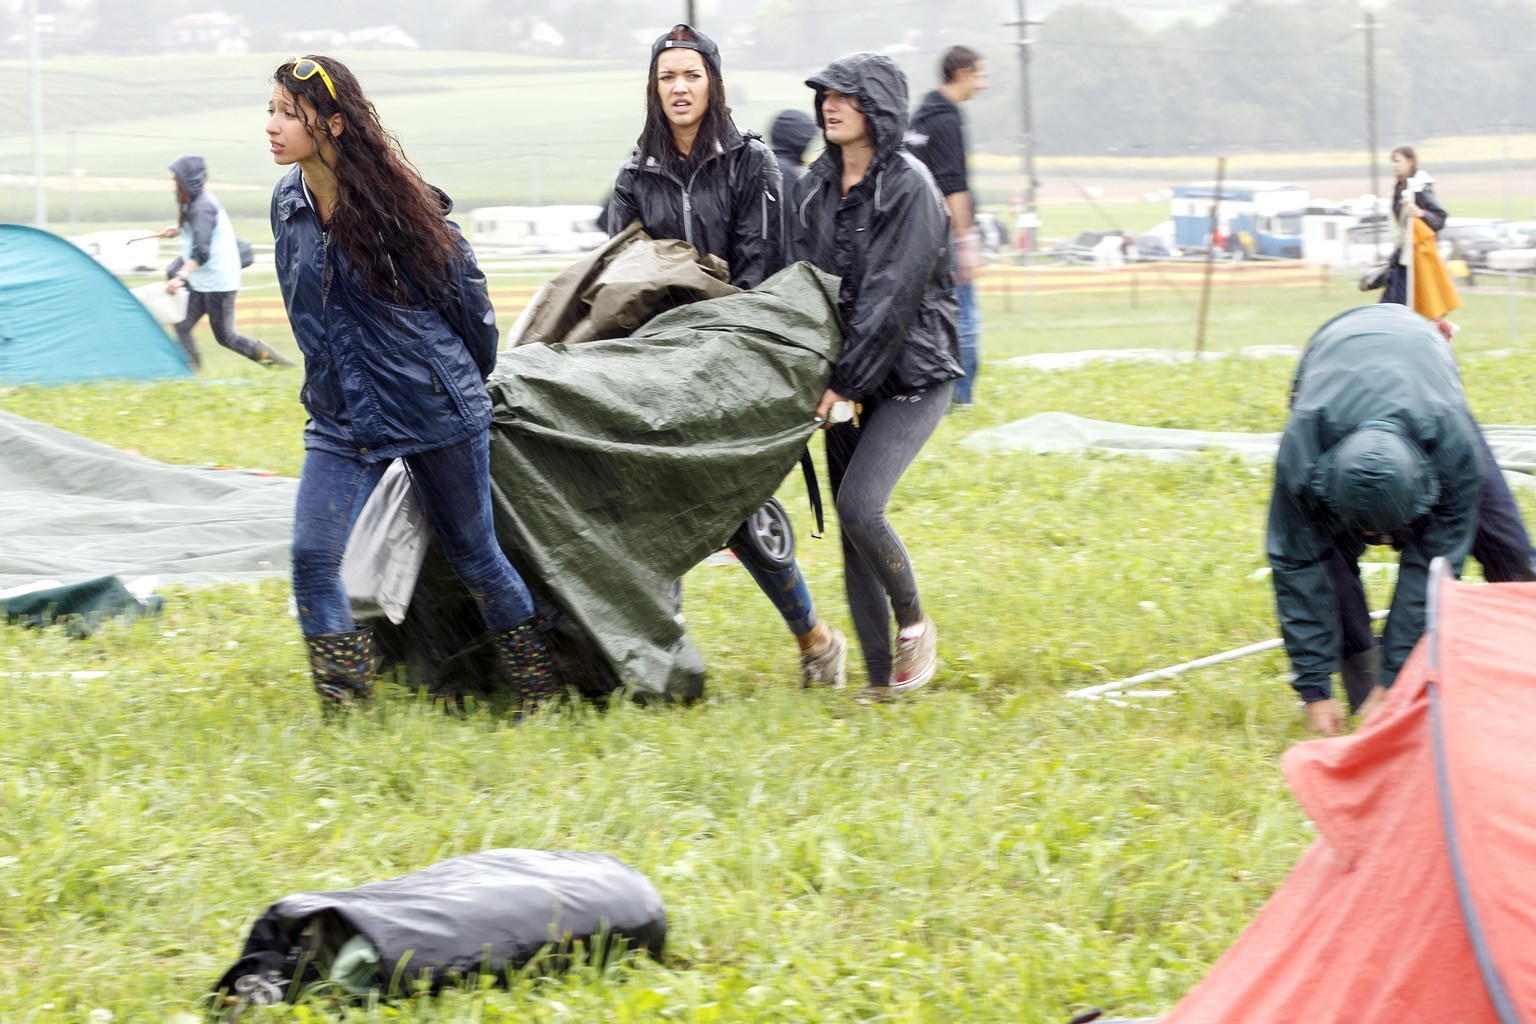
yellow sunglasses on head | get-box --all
[284,55,337,101]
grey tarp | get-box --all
[377,259,844,703]
[961,412,1536,486]
[0,408,296,588]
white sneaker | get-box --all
[890,618,938,693]
[799,626,848,688]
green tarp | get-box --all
[377,255,843,703]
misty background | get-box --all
[3,0,1535,227]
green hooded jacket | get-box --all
[1268,304,1481,699]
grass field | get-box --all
[4,265,1534,1022]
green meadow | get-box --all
[4,254,1535,1021]
[6,50,1536,233]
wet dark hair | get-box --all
[175,180,192,226]
[1391,145,1418,179]
[271,54,460,306]
[636,26,734,173]
[941,46,982,83]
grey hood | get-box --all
[805,52,909,159]
[169,154,208,200]
[769,108,816,159]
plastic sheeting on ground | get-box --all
[0,409,296,589]
[375,259,844,703]
[215,849,666,1004]
[1159,575,1536,1023]
[961,412,1536,486]
[998,345,1301,372]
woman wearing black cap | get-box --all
[606,24,848,690]
[789,53,962,701]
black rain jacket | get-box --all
[607,128,784,290]
[789,52,961,401]
[769,108,817,185]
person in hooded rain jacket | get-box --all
[162,155,293,370]
[768,108,817,187]
[1268,304,1485,737]
[266,55,555,713]
[790,52,962,702]
[606,24,849,690]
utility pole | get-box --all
[1360,12,1379,209]
[26,0,46,228]
[1005,0,1039,255]
[684,0,696,26]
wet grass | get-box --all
[2,282,1533,1021]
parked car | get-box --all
[1132,233,1184,260]
[1046,230,1116,264]
[1439,218,1507,270]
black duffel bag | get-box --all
[211,849,666,1017]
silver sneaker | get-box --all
[890,618,937,693]
[799,626,848,688]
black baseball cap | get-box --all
[651,24,721,77]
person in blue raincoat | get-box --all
[266,55,554,713]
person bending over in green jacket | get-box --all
[1268,304,1481,736]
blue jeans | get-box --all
[728,541,817,635]
[291,433,535,637]
[952,280,981,405]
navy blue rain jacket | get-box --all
[270,166,499,462]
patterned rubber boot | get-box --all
[305,628,377,712]
[491,620,558,715]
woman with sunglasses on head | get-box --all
[606,24,848,690]
[266,55,554,713]
[789,53,961,702]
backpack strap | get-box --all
[799,447,825,539]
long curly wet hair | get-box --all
[272,55,460,305]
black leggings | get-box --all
[825,382,952,685]
[174,289,264,369]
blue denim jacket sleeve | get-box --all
[446,220,500,379]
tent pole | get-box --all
[1068,611,1390,700]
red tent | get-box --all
[1161,566,1536,1024]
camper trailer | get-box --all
[1301,197,1391,268]
[1170,181,1309,258]
[68,230,160,276]
[468,205,607,254]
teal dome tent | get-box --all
[0,224,193,384]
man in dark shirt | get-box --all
[906,45,988,406]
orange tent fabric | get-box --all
[1412,216,1462,321]
[1161,573,1536,1024]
